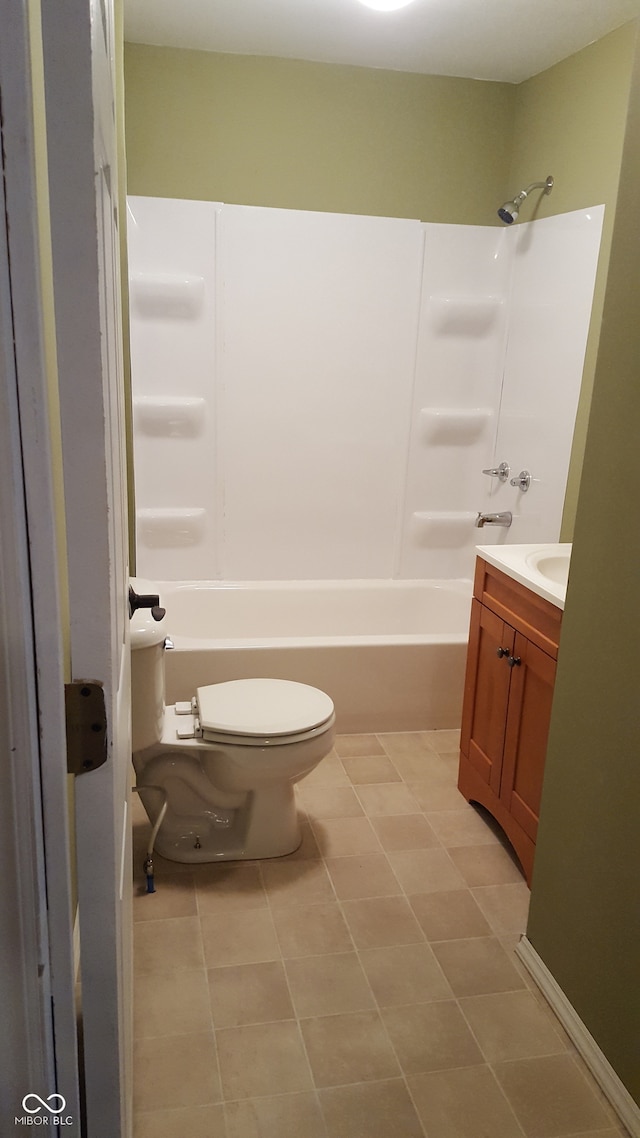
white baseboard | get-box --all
[516,936,639,1138]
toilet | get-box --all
[130,609,335,862]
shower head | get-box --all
[498,175,554,224]
[497,200,521,225]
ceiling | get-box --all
[123,0,640,84]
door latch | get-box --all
[65,682,108,775]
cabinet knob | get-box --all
[496,647,509,658]
[507,655,522,667]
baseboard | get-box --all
[516,936,640,1138]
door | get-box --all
[40,0,132,1133]
[3,0,133,1125]
[0,1,82,1126]
[0,79,59,1121]
[500,633,556,842]
[461,600,514,793]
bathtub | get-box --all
[155,579,472,734]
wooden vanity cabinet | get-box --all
[457,557,562,886]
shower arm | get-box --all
[517,176,554,202]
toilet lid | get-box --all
[196,678,335,737]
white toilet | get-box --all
[131,610,335,862]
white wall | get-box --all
[487,206,605,543]
[217,205,424,579]
[127,198,603,582]
[127,196,220,578]
[398,223,511,579]
[399,207,604,575]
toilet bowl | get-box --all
[131,609,335,862]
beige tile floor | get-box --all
[131,731,627,1138]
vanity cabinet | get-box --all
[457,557,562,886]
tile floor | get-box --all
[131,730,627,1138]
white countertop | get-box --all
[475,543,571,610]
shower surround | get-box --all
[127,196,603,585]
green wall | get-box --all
[528,26,640,1103]
[510,25,636,222]
[124,28,635,233]
[124,45,514,224]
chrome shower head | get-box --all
[498,199,520,225]
[497,176,554,224]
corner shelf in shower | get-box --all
[410,511,478,548]
[419,407,493,445]
[133,396,206,438]
[137,507,207,549]
[130,271,205,320]
[426,294,504,336]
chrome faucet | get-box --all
[475,511,512,528]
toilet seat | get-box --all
[196,678,335,747]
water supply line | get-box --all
[132,784,168,893]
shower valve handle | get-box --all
[510,470,532,492]
[128,585,166,622]
[482,462,510,482]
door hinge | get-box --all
[65,682,108,775]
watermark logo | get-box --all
[22,1096,66,1115]
[15,1094,73,1127]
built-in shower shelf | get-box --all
[130,272,205,319]
[137,507,206,548]
[133,396,206,438]
[427,295,504,337]
[411,511,478,548]
[419,407,492,445]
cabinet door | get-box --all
[461,600,514,795]
[500,632,556,842]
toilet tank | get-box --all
[130,611,167,752]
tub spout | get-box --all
[475,511,512,528]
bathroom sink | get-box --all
[475,543,571,609]
[525,549,571,588]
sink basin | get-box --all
[525,549,571,588]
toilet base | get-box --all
[143,782,303,863]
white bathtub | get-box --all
[155,579,472,733]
